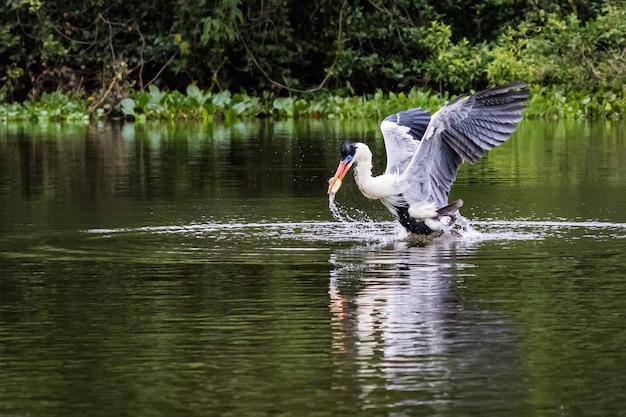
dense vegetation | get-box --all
[1,0,625,121]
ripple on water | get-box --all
[85,216,626,246]
[3,213,625,266]
[85,217,626,264]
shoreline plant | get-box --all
[1,83,624,123]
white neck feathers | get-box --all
[352,143,396,200]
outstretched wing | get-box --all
[401,83,529,208]
[380,108,431,176]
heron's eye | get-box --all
[345,155,353,163]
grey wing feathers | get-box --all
[381,108,431,175]
[439,83,528,163]
[427,140,463,208]
[405,83,529,208]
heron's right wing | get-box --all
[380,108,431,176]
[401,83,529,208]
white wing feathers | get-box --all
[380,108,431,176]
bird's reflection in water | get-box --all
[329,239,528,415]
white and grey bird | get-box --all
[327,83,529,235]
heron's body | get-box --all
[328,83,529,235]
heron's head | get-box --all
[327,142,360,195]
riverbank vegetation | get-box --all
[1,1,625,122]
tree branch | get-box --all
[237,0,348,93]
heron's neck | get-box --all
[352,149,397,200]
[354,159,373,179]
[353,156,380,199]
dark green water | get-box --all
[1,119,626,417]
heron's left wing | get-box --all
[401,83,529,208]
[380,108,431,176]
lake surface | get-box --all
[1,119,626,417]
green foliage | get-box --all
[119,85,266,122]
[527,85,625,120]
[0,92,89,122]
[1,0,625,121]
[1,0,619,99]
[421,21,490,91]
[0,85,448,122]
[487,6,626,91]
[2,83,625,122]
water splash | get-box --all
[328,193,344,222]
[328,193,373,223]
[439,214,482,239]
[329,193,481,243]
[87,216,626,249]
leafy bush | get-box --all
[487,6,626,90]
[1,0,618,99]
[1,0,624,120]
[420,21,490,91]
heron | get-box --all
[327,83,529,236]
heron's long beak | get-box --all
[327,160,352,194]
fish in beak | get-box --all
[327,143,356,195]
